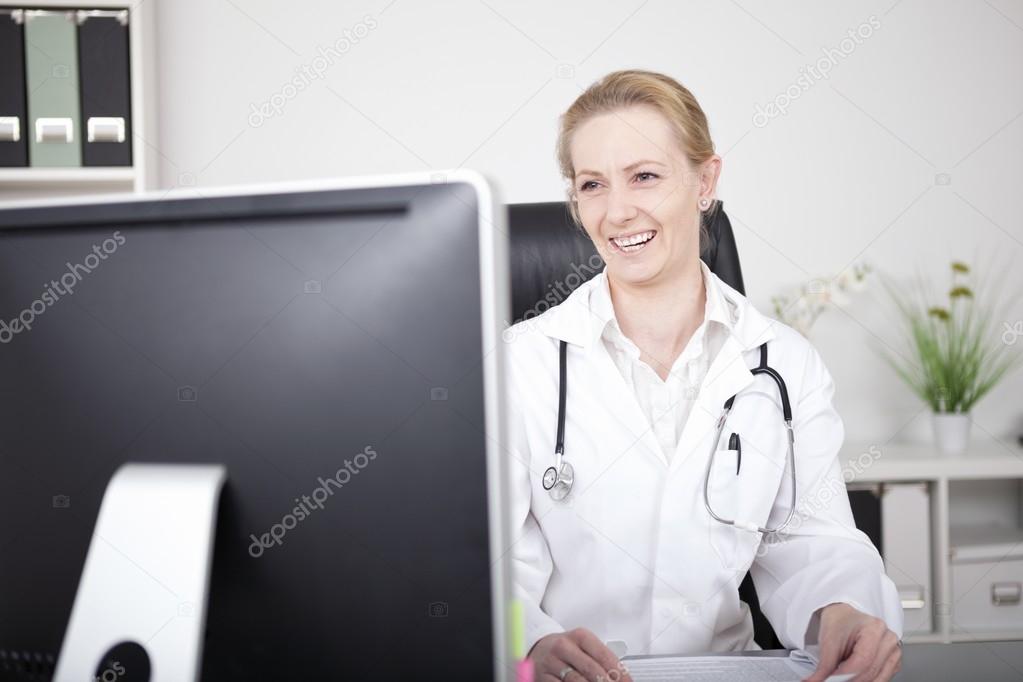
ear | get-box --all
[699,154,723,202]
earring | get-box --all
[699,197,710,211]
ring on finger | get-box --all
[558,666,574,681]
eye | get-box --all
[635,171,659,182]
[578,180,599,192]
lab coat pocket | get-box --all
[706,446,781,572]
[706,449,743,571]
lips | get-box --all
[610,230,656,254]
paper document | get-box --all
[621,646,855,682]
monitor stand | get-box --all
[54,463,227,682]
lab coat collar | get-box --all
[589,259,734,354]
[534,260,777,355]
[532,260,779,469]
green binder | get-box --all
[24,10,81,167]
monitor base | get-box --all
[54,463,226,682]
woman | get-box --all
[505,70,903,682]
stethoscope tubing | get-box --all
[547,339,797,535]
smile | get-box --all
[610,230,656,254]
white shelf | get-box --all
[949,524,1023,561]
[0,167,135,188]
[842,442,1023,483]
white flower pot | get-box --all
[932,412,972,455]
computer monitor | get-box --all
[0,172,512,680]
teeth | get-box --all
[612,231,655,248]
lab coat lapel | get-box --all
[671,333,755,470]
[670,287,779,471]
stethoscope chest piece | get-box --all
[542,457,574,501]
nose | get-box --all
[605,184,639,227]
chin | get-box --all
[608,253,667,286]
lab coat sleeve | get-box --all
[506,350,566,654]
[749,343,904,650]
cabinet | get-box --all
[842,442,1023,643]
[0,0,157,200]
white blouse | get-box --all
[589,259,734,462]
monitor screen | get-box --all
[0,175,510,680]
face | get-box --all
[569,104,721,287]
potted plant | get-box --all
[879,261,1022,454]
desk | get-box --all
[899,640,1023,680]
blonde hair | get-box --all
[555,69,719,249]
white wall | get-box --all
[85,0,1023,446]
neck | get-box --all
[608,259,706,373]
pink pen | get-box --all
[516,658,535,682]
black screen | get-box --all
[0,182,498,679]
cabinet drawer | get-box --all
[951,557,1023,632]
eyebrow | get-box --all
[575,159,667,178]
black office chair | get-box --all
[506,201,783,651]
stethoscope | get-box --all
[542,339,797,535]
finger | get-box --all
[573,629,626,679]
[804,636,847,681]
[538,654,580,682]
[550,638,613,682]
[850,629,899,682]
[876,648,902,682]
[834,623,886,679]
[876,631,900,661]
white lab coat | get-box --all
[505,267,903,656]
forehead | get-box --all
[570,104,683,173]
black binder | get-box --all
[0,10,28,167]
[77,11,132,167]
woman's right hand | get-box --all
[527,628,632,681]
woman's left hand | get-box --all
[804,602,902,681]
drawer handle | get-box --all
[0,116,19,142]
[35,117,73,144]
[897,585,926,610]
[991,582,1021,606]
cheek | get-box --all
[577,198,606,235]
[646,194,696,243]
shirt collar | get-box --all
[588,259,735,348]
